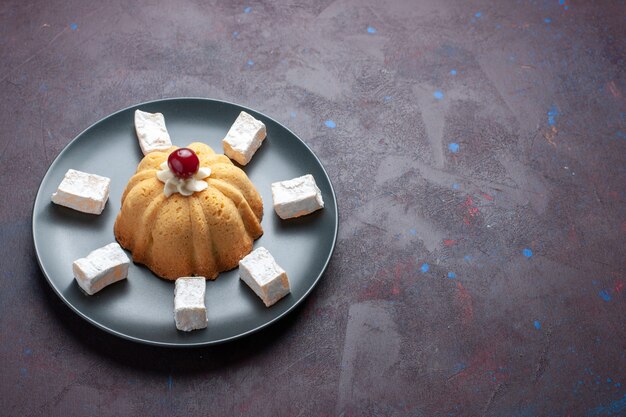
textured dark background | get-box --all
[1,0,625,416]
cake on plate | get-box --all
[114,142,263,280]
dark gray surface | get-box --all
[2,0,625,416]
[32,98,338,346]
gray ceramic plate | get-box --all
[32,98,337,347]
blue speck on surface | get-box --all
[409,229,417,235]
[452,183,460,190]
[433,90,444,100]
[523,248,533,258]
[167,375,173,391]
[534,320,541,330]
[232,31,239,38]
[247,59,254,66]
[24,348,32,356]
[420,263,429,273]
[447,272,456,279]
[324,120,336,129]
[464,255,472,262]
[544,18,552,23]
[547,105,559,126]
[607,378,612,383]
[70,23,78,31]
[39,83,48,92]
[244,6,252,13]
[559,0,565,4]
[598,289,612,302]
[367,26,376,33]
[448,143,460,153]
[20,368,27,376]
[475,12,482,18]
[383,95,392,103]
[450,69,457,75]
[290,111,297,118]
[564,5,569,9]
[592,280,598,286]
[452,362,467,373]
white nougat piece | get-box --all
[51,169,111,215]
[134,109,172,155]
[239,247,290,307]
[174,277,208,332]
[271,174,324,219]
[222,111,266,165]
[72,243,130,295]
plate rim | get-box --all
[32,97,338,348]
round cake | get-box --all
[114,142,263,280]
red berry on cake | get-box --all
[167,148,200,179]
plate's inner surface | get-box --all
[33,99,337,346]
